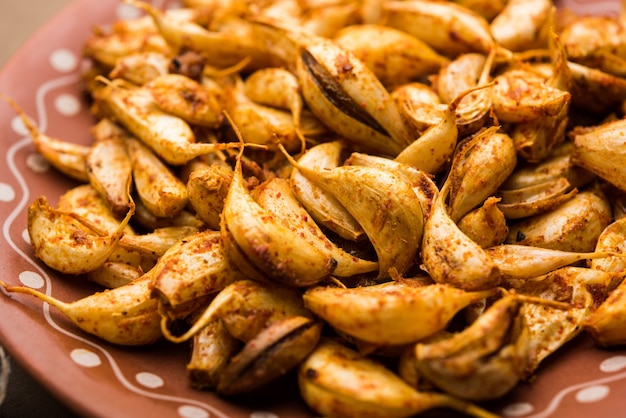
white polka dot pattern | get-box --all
[21,229,30,245]
[502,402,534,417]
[0,183,15,202]
[18,271,44,289]
[600,356,626,373]
[49,49,78,73]
[135,372,164,389]
[54,94,81,116]
[575,385,610,403]
[177,405,210,418]
[25,153,50,174]
[70,349,102,368]
[10,115,30,136]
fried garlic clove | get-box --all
[343,152,439,220]
[90,117,132,142]
[145,73,224,128]
[290,141,365,241]
[126,137,189,218]
[457,196,508,248]
[217,315,322,395]
[219,279,313,343]
[2,94,89,182]
[511,103,570,163]
[95,79,238,165]
[109,51,170,85]
[397,344,422,390]
[283,150,424,279]
[560,15,622,61]
[451,0,507,21]
[415,295,531,400]
[225,76,308,152]
[219,227,273,283]
[83,14,170,68]
[133,0,272,69]
[506,189,613,252]
[186,164,233,230]
[591,217,626,275]
[86,261,144,289]
[581,49,626,78]
[490,0,553,52]
[298,338,499,418]
[253,177,378,277]
[119,225,200,258]
[585,277,626,347]
[292,29,413,156]
[163,279,311,343]
[57,184,134,235]
[383,0,497,57]
[106,243,157,274]
[391,82,445,135]
[546,28,572,95]
[492,68,570,124]
[496,177,578,219]
[243,67,305,146]
[560,15,626,78]
[187,318,240,390]
[567,61,626,115]
[303,281,496,345]
[53,191,151,282]
[28,196,133,275]
[333,24,449,89]
[437,54,486,103]
[395,82,494,175]
[253,0,302,31]
[572,118,626,193]
[448,127,517,222]
[436,51,495,136]
[87,137,134,216]
[487,244,621,283]
[300,2,361,38]
[221,150,337,287]
[132,198,206,230]
[501,141,594,190]
[510,30,571,162]
[150,230,247,312]
[0,272,161,346]
[508,267,613,375]
[421,181,501,291]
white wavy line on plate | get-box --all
[3,137,47,290]
[516,369,626,418]
[34,73,78,133]
[1,73,82,291]
[2,75,232,418]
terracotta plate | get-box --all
[0,1,624,417]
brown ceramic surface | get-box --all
[0,1,624,417]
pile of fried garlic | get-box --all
[6,0,626,416]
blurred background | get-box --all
[1,1,73,65]
[0,1,79,417]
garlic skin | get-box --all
[572,118,626,193]
[415,295,531,401]
[303,281,496,345]
[506,189,613,252]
